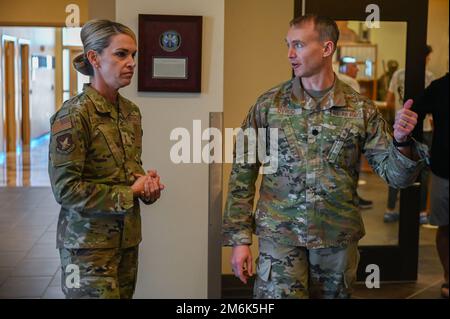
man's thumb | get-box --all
[403,99,414,109]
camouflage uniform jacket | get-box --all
[223,76,428,249]
[49,84,146,249]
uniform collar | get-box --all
[83,84,133,119]
[291,74,347,110]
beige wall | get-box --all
[116,0,224,298]
[222,0,293,275]
[0,0,116,26]
[427,0,449,78]
[371,22,408,79]
[88,0,116,21]
[0,0,89,26]
[0,0,118,26]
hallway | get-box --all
[0,185,444,299]
[0,187,62,298]
[0,141,443,298]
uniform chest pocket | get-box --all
[268,113,304,163]
[326,124,361,168]
[90,124,125,168]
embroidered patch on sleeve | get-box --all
[52,116,73,135]
[56,133,75,154]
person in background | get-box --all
[377,60,399,102]
[413,73,449,298]
[384,45,435,223]
[337,56,360,92]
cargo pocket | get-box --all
[343,243,360,297]
[253,254,274,299]
[327,123,360,168]
[256,255,272,282]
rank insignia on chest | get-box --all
[56,133,75,154]
[331,109,363,118]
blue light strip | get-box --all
[0,132,50,166]
[30,133,50,149]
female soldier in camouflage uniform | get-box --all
[49,20,164,299]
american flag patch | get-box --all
[128,114,140,124]
[52,116,72,134]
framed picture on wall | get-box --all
[138,14,203,93]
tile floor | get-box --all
[0,187,63,299]
[0,186,445,299]
[0,140,444,299]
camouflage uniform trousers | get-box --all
[254,237,359,299]
[59,246,139,299]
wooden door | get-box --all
[20,44,30,147]
[5,41,16,154]
[20,44,31,186]
[4,40,17,186]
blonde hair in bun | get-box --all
[73,19,136,76]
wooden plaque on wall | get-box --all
[138,14,202,93]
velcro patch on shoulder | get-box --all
[128,114,140,124]
[52,116,73,135]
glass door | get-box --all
[295,0,429,281]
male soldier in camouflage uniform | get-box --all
[49,84,160,298]
[223,15,428,299]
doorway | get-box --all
[294,0,429,282]
[1,28,55,187]
[0,26,88,187]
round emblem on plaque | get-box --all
[160,30,181,52]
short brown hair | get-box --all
[290,14,339,52]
